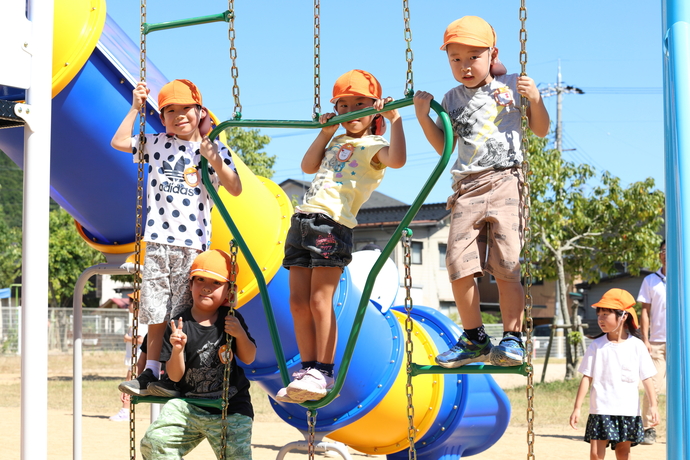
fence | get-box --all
[0,307,131,354]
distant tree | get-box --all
[48,208,104,309]
[223,127,275,178]
[0,205,21,287]
[526,133,665,379]
[0,151,23,229]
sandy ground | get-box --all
[1,362,667,459]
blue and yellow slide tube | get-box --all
[0,1,511,458]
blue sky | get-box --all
[107,1,665,205]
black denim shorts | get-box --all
[282,213,353,269]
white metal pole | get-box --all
[21,0,54,459]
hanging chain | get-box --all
[129,1,148,459]
[402,0,414,97]
[402,229,417,460]
[228,0,242,119]
[220,243,238,460]
[519,2,535,460]
[307,409,317,460]
[312,0,321,120]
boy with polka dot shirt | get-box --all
[111,79,242,395]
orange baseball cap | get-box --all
[158,79,203,109]
[591,288,639,328]
[441,16,497,50]
[331,70,382,103]
[189,249,236,283]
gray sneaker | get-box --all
[147,376,182,398]
[118,368,158,396]
[641,428,656,445]
[435,332,492,368]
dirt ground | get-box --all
[1,361,667,459]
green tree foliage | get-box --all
[0,151,23,229]
[0,205,21,287]
[48,208,104,308]
[223,127,275,178]
[526,133,665,378]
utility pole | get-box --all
[539,60,584,152]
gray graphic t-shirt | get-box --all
[436,74,523,185]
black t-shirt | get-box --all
[161,305,255,418]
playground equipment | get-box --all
[0,1,513,459]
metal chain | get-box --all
[402,0,414,97]
[307,409,317,460]
[402,229,417,460]
[312,0,321,120]
[129,1,147,458]
[228,0,242,119]
[519,2,535,460]
[220,243,238,460]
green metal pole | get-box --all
[143,10,232,35]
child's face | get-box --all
[334,96,376,138]
[596,308,624,334]
[446,43,495,89]
[160,104,205,140]
[191,276,230,310]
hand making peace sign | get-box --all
[170,317,187,351]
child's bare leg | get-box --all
[614,441,630,460]
[310,267,341,365]
[146,322,167,363]
[436,275,491,368]
[489,278,526,366]
[590,439,608,460]
[495,278,524,332]
[451,275,482,329]
[289,266,317,363]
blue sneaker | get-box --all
[490,335,525,366]
[435,332,493,368]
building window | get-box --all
[489,274,497,284]
[438,243,447,269]
[439,301,455,316]
[411,241,423,264]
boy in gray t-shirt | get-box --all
[414,16,549,368]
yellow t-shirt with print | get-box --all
[297,134,389,228]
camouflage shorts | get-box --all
[140,242,199,324]
[140,398,252,459]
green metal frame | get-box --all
[143,11,233,35]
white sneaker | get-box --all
[274,368,310,403]
[285,369,334,402]
[109,408,129,421]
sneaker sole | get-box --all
[286,386,328,402]
[435,352,492,369]
[489,348,524,367]
[146,388,181,398]
[118,382,151,397]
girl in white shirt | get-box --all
[570,288,659,459]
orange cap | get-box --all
[441,16,497,50]
[190,249,235,283]
[592,288,639,329]
[331,70,382,103]
[158,79,203,109]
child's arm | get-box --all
[225,315,256,365]
[372,98,406,169]
[200,138,242,196]
[569,374,592,429]
[111,82,149,152]
[166,318,187,382]
[301,113,339,174]
[517,76,550,138]
[413,90,455,156]
[642,377,660,427]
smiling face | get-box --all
[160,104,205,141]
[191,275,229,311]
[446,42,495,89]
[334,96,376,138]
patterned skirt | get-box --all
[584,414,644,450]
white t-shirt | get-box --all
[637,269,667,342]
[131,133,236,251]
[578,335,656,416]
[436,74,523,185]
